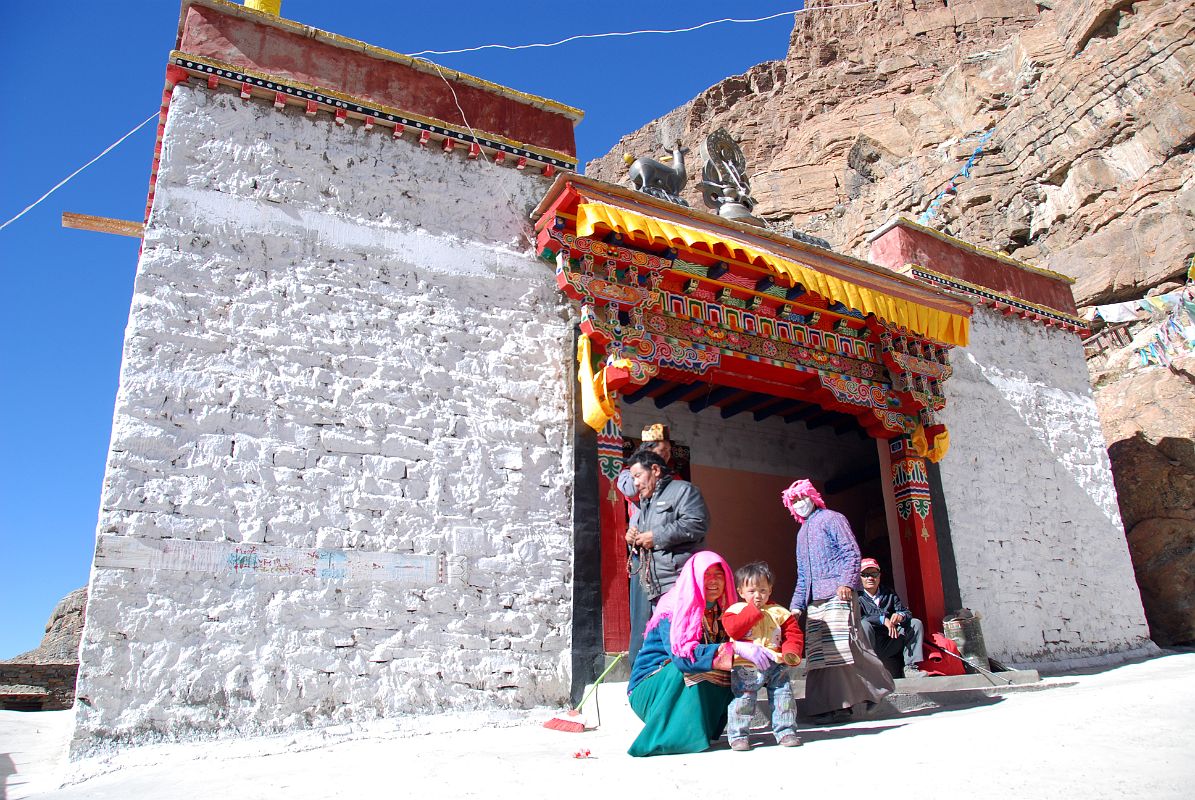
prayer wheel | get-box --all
[943,610,989,674]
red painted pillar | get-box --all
[889,438,946,634]
[596,412,630,652]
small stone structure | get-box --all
[1,588,87,710]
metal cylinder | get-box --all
[943,612,989,674]
[245,0,282,16]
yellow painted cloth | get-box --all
[912,424,950,463]
[926,429,950,462]
[578,333,615,432]
[576,202,970,347]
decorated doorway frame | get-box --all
[535,176,972,649]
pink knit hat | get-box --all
[781,478,825,523]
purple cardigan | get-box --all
[789,508,862,611]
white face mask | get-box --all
[794,497,815,518]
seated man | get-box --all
[857,558,927,679]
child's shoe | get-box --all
[778,734,802,747]
[730,739,751,752]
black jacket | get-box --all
[858,587,914,628]
[636,475,709,600]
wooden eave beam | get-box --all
[804,411,839,430]
[751,397,795,422]
[782,404,820,424]
[654,382,700,409]
[687,386,738,413]
[62,212,144,238]
[622,377,667,404]
[720,393,773,419]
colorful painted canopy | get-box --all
[576,202,970,348]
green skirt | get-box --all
[627,663,733,757]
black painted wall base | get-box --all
[569,327,605,705]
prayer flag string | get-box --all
[918,130,994,226]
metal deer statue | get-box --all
[624,142,690,206]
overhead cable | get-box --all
[407,1,880,57]
[0,111,160,234]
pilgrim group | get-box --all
[620,423,927,757]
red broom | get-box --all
[543,653,625,733]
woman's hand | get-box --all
[713,643,734,671]
[733,642,780,671]
[836,585,853,601]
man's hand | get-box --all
[635,530,655,549]
[625,526,639,546]
[836,585,853,601]
[884,617,901,639]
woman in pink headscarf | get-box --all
[783,478,893,724]
[627,551,778,756]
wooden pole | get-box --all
[61,213,143,239]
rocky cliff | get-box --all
[587,0,1193,306]
[587,0,1194,646]
[1,587,87,710]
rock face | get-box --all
[587,0,1194,649]
[1095,356,1195,646]
[586,0,1194,307]
[0,587,87,710]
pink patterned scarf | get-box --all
[781,478,826,523]
[644,551,738,660]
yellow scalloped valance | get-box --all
[576,202,969,347]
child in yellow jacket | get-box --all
[721,561,804,750]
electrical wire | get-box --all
[0,110,160,233]
[406,1,880,57]
[1,1,886,234]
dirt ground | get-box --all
[3,651,1193,800]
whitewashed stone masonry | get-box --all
[73,85,576,753]
[937,307,1152,664]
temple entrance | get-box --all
[533,173,970,662]
[619,382,902,638]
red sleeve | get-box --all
[721,604,764,641]
[779,613,805,659]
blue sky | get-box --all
[0,0,804,657]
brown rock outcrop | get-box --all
[587,0,1195,648]
[586,0,1194,307]
[1096,357,1195,646]
[1,587,87,710]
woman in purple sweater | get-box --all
[784,478,893,723]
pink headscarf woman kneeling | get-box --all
[644,551,738,660]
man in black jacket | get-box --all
[858,558,928,678]
[625,449,710,607]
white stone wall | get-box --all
[937,307,1151,664]
[73,85,575,753]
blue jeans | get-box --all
[727,663,797,743]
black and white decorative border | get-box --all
[172,55,577,171]
[910,267,1087,331]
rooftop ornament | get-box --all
[624,142,690,207]
[697,128,764,227]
